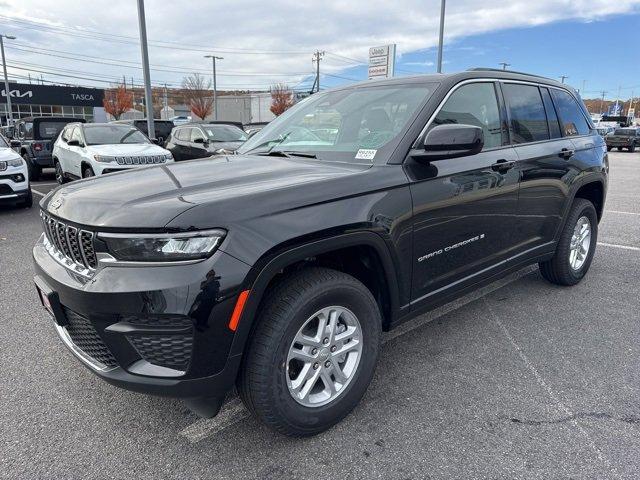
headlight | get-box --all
[6,157,23,167]
[163,153,173,161]
[94,155,116,163]
[99,229,226,262]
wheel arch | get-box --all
[228,231,400,359]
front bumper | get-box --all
[33,234,251,399]
[0,169,29,203]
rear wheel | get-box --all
[539,198,598,286]
[617,147,623,151]
[629,144,636,153]
[82,166,95,178]
[238,267,382,436]
[606,146,612,152]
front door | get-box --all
[406,81,520,305]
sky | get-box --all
[0,0,638,100]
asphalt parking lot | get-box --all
[1,151,639,479]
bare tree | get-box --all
[270,83,295,116]
[103,83,133,120]
[182,73,214,120]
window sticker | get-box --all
[355,149,377,160]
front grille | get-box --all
[40,211,97,271]
[63,308,118,369]
[115,155,167,166]
[128,334,193,371]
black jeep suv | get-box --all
[33,69,607,436]
[14,116,85,180]
[605,127,640,152]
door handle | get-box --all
[490,159,515,172]
[558,148,575,159]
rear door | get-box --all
[501,82,576,255]
[407,81,520,304]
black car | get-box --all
[165,123,247,160]
[14,116,85,180]
[110,119,175,145]
[605,127,639,152]
[33,69,607,436]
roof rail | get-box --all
[467,67,553,80]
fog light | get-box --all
[11,174,25,182]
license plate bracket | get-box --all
[34,276,68,326]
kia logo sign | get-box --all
[1,88,33,98]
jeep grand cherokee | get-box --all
[33,69,607,437]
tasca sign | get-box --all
[368,44,396,80]
[1,82,104,107]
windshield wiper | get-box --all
[255,150,317,159]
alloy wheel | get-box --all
[569,216,591,271]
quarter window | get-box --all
[503,84,549,143]
[540,88,562,139]
[431,83,503,149]
[550,89,590,136]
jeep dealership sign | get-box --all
[368,44,396,80]
[1,82,104,107]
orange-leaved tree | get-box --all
[103,83,133,120]
[270,83,295,116]
[182,73,213,120]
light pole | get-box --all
[499,62,510,70]
[436,0,446,73]
[559,75,568,84]
[205,55,223,120]
[136,0,155,139]
[0,34,16,126]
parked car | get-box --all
[605,127,639,152]
[34,69,607,436]
[111,119,175,145]
[595,125,614,137]
[170,115,192,125]
[52,123,174,183]
[165,123,247,160]
[0,134,31,207]
[14,116,85,180]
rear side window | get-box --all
[550,89,590,136]
[432,82,503,149]
[540,88,562,139]
[502,84,549,143]
[175,128,190,141]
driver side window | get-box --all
[431,83,503,150]
[190,128,205,143]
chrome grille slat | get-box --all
[40,211,97,273]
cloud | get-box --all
[0,0,638,90]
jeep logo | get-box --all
[1,88,33,99]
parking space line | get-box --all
[32,182,59,187]
[484,298,619,476]
[31,189,47,197]
[605,210,640,216]
[178,265,538,443]
[598,242,640,252]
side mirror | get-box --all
[67,139,81,147]
[415,124,484,161]
[10,140,21,148]
[193,137,206,144]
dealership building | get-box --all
[1,82,106,125]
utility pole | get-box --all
[312,51,324,93]
[580,79,586,95]
[614,85,621,115]
[436,0,446,73]
[136,0,155,139]
[163,83,168,119]
[499,62,510,71]
[204,55,223,120]
[559,75,568,84]
[0,33,16,126]
[599,90,607,115]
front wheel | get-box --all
[24,154,40,181]
[54,161,67,184]
[238,267,382,436]
[82,166,95,178]
[539,198,598,286]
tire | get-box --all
[54,161,67,184]
[629,144,636,153]
[82,166,95,178]
[20,188,33,208]
[24,153,40,181]
[606,146,612,152]
[539,198,598,286]
[237,267,382,437]
[617,147,623,151]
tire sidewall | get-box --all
[265,281,381,433]
[559,200,598,283]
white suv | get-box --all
[53,123,174,183]
[0,134,31,208]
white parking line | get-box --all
[178,264,538,443]
[605,210,640,216]
[598,242,640,252]
[31,189,47,197]
[32,182,58,187]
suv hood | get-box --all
[0,147,21,162]
[42,154,371,229]
[87,143,168,156]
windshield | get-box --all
[84,125,150,145]
[237,83,436,162]
[0,135,8,148]
[203,125,247,142]
[614,128,635,136]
